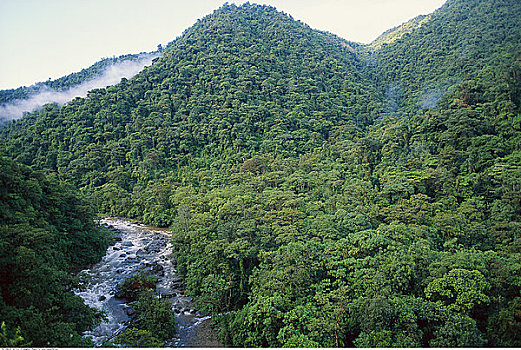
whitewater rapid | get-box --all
[75,218,220,347]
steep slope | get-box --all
[0,1,520,347]
[369,14,430,51]
[370,0,521,112]
[0,157,110,347]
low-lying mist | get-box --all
[0,54,159,122]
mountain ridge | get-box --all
[0,51,161,122]
[0,52,159,103]
[6,0,520,124]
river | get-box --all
[75,217,222,347]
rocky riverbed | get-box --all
[75,217,221,347]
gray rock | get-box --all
[146,241,164,253]
[172,275,183,283]
[159,291,177,298]
[123,305,135,316]
[124,257,140,264]
[152,264,164,273]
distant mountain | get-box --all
[370,0,521,111]
[1,52,165,103]
[0,52,160,122]
[1,0,520,347]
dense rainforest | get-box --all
[0,157,109,346]
[1,0,520,347]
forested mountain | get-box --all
[0,52,158,105]
[1,0,520,347]
[0,3,379,225]
[370,0,521,112]
[0,52,160,123]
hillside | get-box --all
[370,0,521,113]
[0,3,379,217]
[1,0,521,347]
[0,157,109,346]
[369,14,430,51]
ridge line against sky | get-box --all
[0,0,446,90]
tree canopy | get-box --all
[0,157,110,346]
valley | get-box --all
[1,0,520,347]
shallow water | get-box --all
[75,218,221,347]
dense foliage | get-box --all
[0,0,520,347]
[1,4,376,224]
[370,0,521,112]
[0,157,110,346]
[116,270,158,301]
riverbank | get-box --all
[75,217,222,347]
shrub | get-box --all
[113,327,164,347]
[117,271,158,301]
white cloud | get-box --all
[0,54,158,122]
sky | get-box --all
[0,0,446,90]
